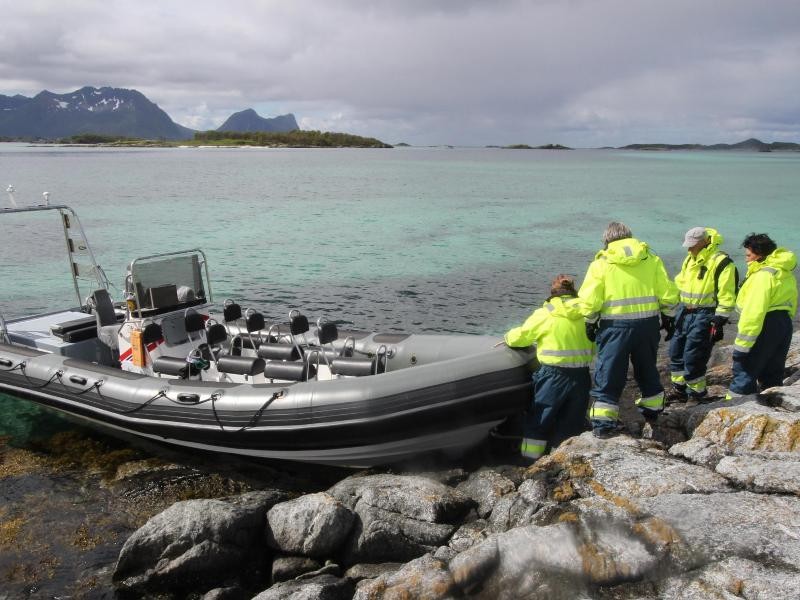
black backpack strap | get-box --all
[713,255,739,298]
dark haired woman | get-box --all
[727,233,797,399]
[504,275,594,461]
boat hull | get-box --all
[0,339,532,467]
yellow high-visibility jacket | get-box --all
[578,238,679,321]
[504,295,594,368]
[734,247,797,353]
[674,228,738,318]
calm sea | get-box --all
[2,143,800,439]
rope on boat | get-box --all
[211,390,283,433]
[2,356,284,433]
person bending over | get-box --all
[504,275,594,461]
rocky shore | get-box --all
[2,334,799,599]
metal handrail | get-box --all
[1,203,109,308]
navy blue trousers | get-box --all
[669,307,714,383]
[525,364,591,449]
[591,316,663,408]
[730,311,793,395]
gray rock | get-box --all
[449,520,657,598]
[669,436,728,469]
[342,562,402,583]
[328,474,474,523]
[113,490,289,593]
[271,557,323,584]
[637,492,800,570]
[529,433,731,500]
[340,499,457,565]
[448,519,490,553]
[715,454,800,494]
[251,574,353,600]
[266,493,355,558]
[202,586,245,600]
[688,398,800,452]
[455,469,516,518]
[487,491,542,532]
[655,556,800,600]
[352,554,455,600]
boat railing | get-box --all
[0,311,9,344]
[1,196,110,310]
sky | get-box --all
[1,0,799,147]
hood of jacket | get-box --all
[694,228,723,262]
[599,238,649,266]
[748,247,798,276]
[545,295,583,319]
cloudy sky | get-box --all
[1,0,799,146]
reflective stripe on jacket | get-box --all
[734,247,798,353]
[504,295,594,367]
[578,238,679,321]
[674,228,737,317]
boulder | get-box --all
[271,556,323,584]
[455,468,516,518]
[328,474,474,523]
[352,554,455,600]
[328,474,474,565]
[525,433,731,502]
[113,490,289,593]
[266,493,355,558]
[342,562,403,583]
[340,501,458,564]
[715,454,800,495]
[653,557,800,600]
[636,491,800,570]
[251,574,354,600]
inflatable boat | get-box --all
[0,202,533,466]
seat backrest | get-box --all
[184,310,206,334]
[246,311,266,333]
[206,323,228,347]
[92,289,117,327]
[318,321,338,345]
[290,312,309,335]
[142,323,163,345]
[223,301,242,323]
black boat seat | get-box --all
[152,356,197,378]
[257,343,300,361]
[264,361,316,382]
[223,300,242,323]
[331,357,382,377]
[216,355,265,376]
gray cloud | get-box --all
[1,0,798,145]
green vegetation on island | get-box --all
[503,143,572,150]
[192,130,392,148]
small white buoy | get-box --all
[6,185,17,208]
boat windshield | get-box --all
[128,250,211,315]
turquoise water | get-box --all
[3,144,799,338]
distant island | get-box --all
[618,138,800,152]
[501,143,572,150]
[58,130,392,149]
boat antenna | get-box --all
[6,185,17,208]
[43,191,50,206]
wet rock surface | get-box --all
[1,334,799,598]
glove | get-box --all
[585,321,599,342]
[660,314,676,341]
[709,315,727,343]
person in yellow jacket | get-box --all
[504,275,594,461]
[668,227,738,402]
[727,233,797,398]
[577,222,679,437]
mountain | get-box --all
[620,138,800,151]
[216,108,298,133]
[0,86,194,140]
